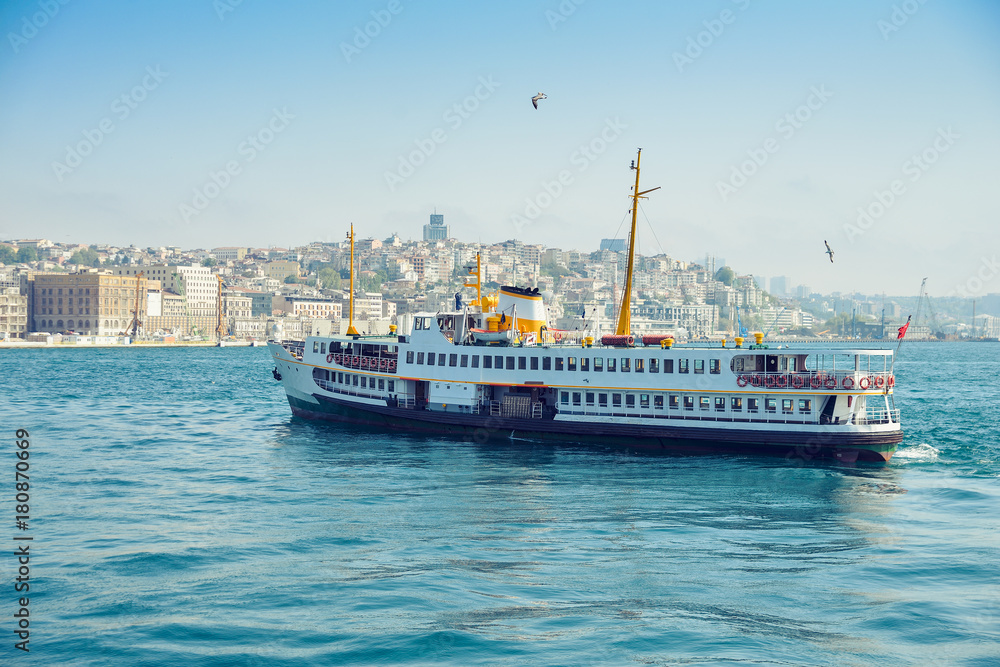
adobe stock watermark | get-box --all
[715,85,833,202]
[510,117,628,234]
[545,0,585,31]
[214,0,244,21]
[384,76,500,192]
[340,0,404,63]
[7,0,70,54]
[178,108,294,223]
[842,126,958,243]
[877,0,930,40]
[950,255,1000,299]
[672,0,751,73]
[51,65,168,183]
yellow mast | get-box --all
[614,148,659,336]
[346,224,359,336]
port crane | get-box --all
[126,271,145,337]
[914,278,944,339]
[215,275,228,342]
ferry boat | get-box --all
[268,150,903,462]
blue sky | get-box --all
[1,0,998,296]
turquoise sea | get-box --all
[1,342,998,665]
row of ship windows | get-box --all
[559,391,813,414]
[405,351,721,374]
[314,369,396,393]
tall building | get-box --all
[423,212,450,241]
[115,265,218,336]
[0,269,28,338]
[600,239,626,253]
[32,271,155,335]
[769,276,788,297]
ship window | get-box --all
[361,377,367,388]
[715,397,725,412]
[573,392,581,406]
[649,358,658,373]
[683,396,694,410]
[378,379,384,390]
[709,359,720,374]
[495,355,503,369]
[654,395,664,409]
[417,352,425,364]
[748,398,759,413]
[484,356,492,369]
[581,358,589,372]
[699,396,710,410]
[449,354,457,367]
[530,357,539,370]
[626,394,635,408]
[679,359,689,373]
[555,358,564,371]
[506,357,514,370]
[640,394,649,408]
[635,359,644,373]
[438,355,446,366]
[472,355,479,368]
[799,399,811,412]
[427,352,435,365]
[599,393,608,407]
[568,357,576,371]
[313,341,319,353]
[586,392,595,406]
[594,358,603,372]
[782,399,794,414]
[338,373,343,383]
[765,398,776,413]
[612,393,622,407]
[321,342,326,354]
[461,354,468,367]
[560,391,569,404]
[664,359,673,373]
[519,356,526,370]
[407,351,414,363]
[731,397,743,411]
[543,357,551,370]
[353,375,359,386]
[621,358,630,372]
[607,358,617,372]
[669,395,679,409]
[388,381,394,392]
[694,360,705,374]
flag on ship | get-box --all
[897,315,911,340]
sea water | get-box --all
[0,342,997,665]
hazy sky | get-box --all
[1,0,998,296]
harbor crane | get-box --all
[126,271,145,337]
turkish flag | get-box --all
[897,315,911,340]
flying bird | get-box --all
[531,92,547,109]
[824,240,834,263]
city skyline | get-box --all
[2,1,998,297]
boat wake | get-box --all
[893,442,941,462]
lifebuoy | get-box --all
[625,335,635,347]
[842,376,855,390]
[765,375,776,388]
[859,376,871,390]
[737,375,748,387]
[825,377,837,389]
[887,375,895,388]
[791,375,804,388]
[554,331,563,342]
[874,375,885,389]
[811,376,822,388]
[388,360,396,372]
[352,356,360,367]
[751,375,762,387]
[776,375,787,388]
[326,353,334,363]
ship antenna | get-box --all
[614,148,660,336]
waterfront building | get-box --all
[0,269,28,338]
[32,271,157,335]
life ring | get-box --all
[859,376,871,390]
[825,377,837,389]
[737,375,748,387]
[326,353,334,363]
[388,360,396,372]
[811,376,822,389]
[554,331,563,343]
[874,375,885,389]
[887,375,895,388]
[625,335,635,347]
[776,375,787,388]
[765,375,776,388]
[791,375,804,388]
[352,356,360,367]
[751,374,762,387]
[842,376,855,390]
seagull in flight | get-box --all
[824,240,834,263]
[531,92,547,109]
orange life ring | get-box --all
[352,356,360,367]
[751,374,762,387]
[737,375,748,387]
[874,375,885,389]
[326,353,334,363]
[811,376,822,389]
[388,360,396,372]
[824,377,837,389]
[776,375,788,388]
[764,375,775,388]
[842,376,855,390]
[791,375,804,389]
[859,376,871,390]
[887,375,895,388]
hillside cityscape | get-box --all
[1,213,998,344]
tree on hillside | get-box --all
[714,266,736,286]
[317,267,342,290]
[283,274,298,284]
[16,247,37,263]
[0,246,16,264]
[202,258,217,267]
[69,248,100,266]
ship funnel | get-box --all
[496,286,545,336]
